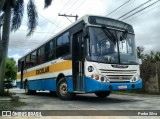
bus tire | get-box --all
[95,91,111,98]
[56,78,74,100]
[25,82,36,95]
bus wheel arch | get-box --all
[56,75,74,100]
[24,79,36,95]
[56,73,65,85]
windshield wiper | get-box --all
[120,30,128,41]
[101,26,121,64]
[101,25,117,43]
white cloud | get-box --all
[9,54,21,64]
[8,0,160,57]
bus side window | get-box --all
[37,46,45,65]
[25,54,31,69]
[63,32,70,55]
[45,42,50,62]
[49,39,56,60]
[56,36,63,58]
[31,51,37,67]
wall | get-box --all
[140,62,160,94]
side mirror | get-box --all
[138,58,142,65]
[83,28,88,38]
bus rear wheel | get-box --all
[56,78,74,100]
[25,82,36,95]
[95,91,111,98]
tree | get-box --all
[137,46,144,59]
[154,51,160,62]
[0,0,53,93]
[144,51,160,63]
[5,58,17,80]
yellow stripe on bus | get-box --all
[16,60,72,80]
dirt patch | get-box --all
[0,101,26,110]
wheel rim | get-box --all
[59,82,68,96]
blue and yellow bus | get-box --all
[17,15,142,100]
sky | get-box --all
[8,0,160,63]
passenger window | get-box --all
[57,36,63,46]
[31,51,37,66]
[25,55,31,69]
[63,32,69,44]
[56,32,70,58]
[50,40,55,50]
[37,46,45,64]
[45,42,50,52]
[18,58,24,72]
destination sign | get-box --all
[36,67,50,75]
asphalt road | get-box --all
[9,88,160,111]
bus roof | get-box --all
[18,14,133,60]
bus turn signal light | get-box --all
[91,74,99,80]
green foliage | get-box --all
[137,46,160,63]
[144,51,160,63]
[27,0,38,36]
[5,58,17,80]
[10,0,53,36]
[137,46,144,59]
[44,0,52,8]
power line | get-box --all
[125,2,160,22]
[122,0,160,21]
[113,0,137,16]
[37,13,62,29]
[58,0,85,30]
[17,29,54,34]
[48,0,71,31]
[118,0,153,20]
[53,0,79,32]
[72,0,86,14]
[106,0,132,17]
[24,2,62,29]
[58,0,71,14]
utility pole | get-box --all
[58,13,78,22]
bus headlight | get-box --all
[131,74,140,82]
[90,74,109,82]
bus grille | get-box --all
[107,75,133,83]
[99,69,136,83]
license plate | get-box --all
[118,85,127,89]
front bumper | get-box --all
[85,77,142,92]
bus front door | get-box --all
[72,31,85,92]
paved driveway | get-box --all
[9,88,160,111]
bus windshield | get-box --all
[87,27,138,65]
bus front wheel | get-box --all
[95,91,111,98]
[56,78,74,100]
